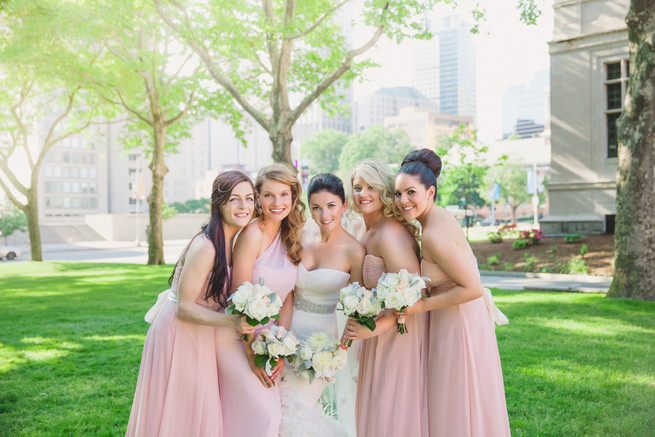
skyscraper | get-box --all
[412,15,476,119]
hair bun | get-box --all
[401,148,442,179]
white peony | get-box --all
[267,341,285,358]
[308,332,331,350]
[384,292,404,310]
[401,287,421,307]
[282,334,299,355]
[231,287,250,311]
[312,350,334,372]
[247,299,268,321]
[298,344,313,361]
[333,348,348,369]
[266,295,282,317]
[251,340,267,355]
[342,295,359,314]
[356,296,372,315]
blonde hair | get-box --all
[349,158,420,240]
[255,163,305,265]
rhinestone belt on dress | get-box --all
[293,293,337,314]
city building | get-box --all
[542,0,629,234]
[412,15,476,118]
[502,70,550,139]
[353,87,439,132]
[384,107,472,149]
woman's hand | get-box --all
[232,315,255,336]
[344,318,377,341]
[393,299,425,318]
[247,352,276,388]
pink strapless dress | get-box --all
[215,231,297,437]
[126,266,222,437]
[355,254,429,437]
[421,258,510,437]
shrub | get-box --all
[548,246,558,258]
[503,262,515,271]
[487,231,503,244]
[567,257,588,275]
[523,253,538,272]
[579,243,588,258]
[487,253,500,266]
[512,240,528,250]
[519,228,545,246]
[564,233,584,243]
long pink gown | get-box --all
[421,258,510,437]
[215,231,297,437]
[356,254,429,437]
[126,266,222,437]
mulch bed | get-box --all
[470,234,614,276]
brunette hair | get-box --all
[398,148,442,192]
[348,158,420,240]
[308,173,345,203]
[255,163,305,265]
[169,170,254,307]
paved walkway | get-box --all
[6,240,612,293]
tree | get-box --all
[155,0,443,168]
[67,0,226,264]
[608,1,655,301]
[0,206,27,244]
[338,125,414,173]
[436,125,506,236]
[494,164,531,223]
[300,129,348,174]
[0,1,101,260]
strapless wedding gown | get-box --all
[279,264,351,437]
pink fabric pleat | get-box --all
[126,268,222,437]
[421,258,511,437]
[355,255,429,437]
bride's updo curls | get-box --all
[398,148,442,192]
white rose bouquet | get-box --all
[226,278,282,341]
[375,269,427,334]
[293,332,348,384]
[250,325,299,376]
[338,282,383,347]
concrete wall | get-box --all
[546,0,629,233]
[85,213,209,241]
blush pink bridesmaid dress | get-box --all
[355,254,429,437]
[421,258,511,437]
[126,266,222,437]
[215,231,297,437]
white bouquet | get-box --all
[338,282,383,347]
[294,332,348,384]
[251,325,299,376]
[375,269,427,334]
[226,278,282,341]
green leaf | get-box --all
[254,355,268,368]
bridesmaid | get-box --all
[394,148,511,437]
[215,163,305,437]
[126,171,256,437]
[343,158,428,437]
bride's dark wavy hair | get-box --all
[169,171,254,307]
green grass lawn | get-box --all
[1,262,654,436]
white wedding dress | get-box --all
[279,264,353,437]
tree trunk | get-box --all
[608,1,655,301]
[269,116,295,169]
[25,187,42,261]
[147,123,169,265]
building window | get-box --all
[604,60,629,158]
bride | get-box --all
[279,173,365,437]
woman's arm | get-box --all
[348,241,365,285]
[176,237,254,335]
[277,291,294,330]
[231,223,262,293]
[406,218,483,315]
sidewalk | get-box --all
[481,270,611,293]
[11,240,612,293]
